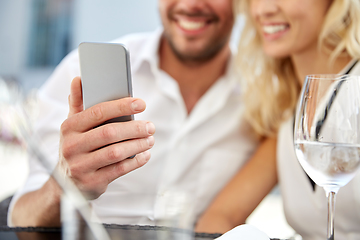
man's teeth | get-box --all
[263,25,287,34]
[178,20,206,30]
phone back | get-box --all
[79,42,133,122]
[79,42,132,108]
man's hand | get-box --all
[58,76,155,199]
[11,76,155,227]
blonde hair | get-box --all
[235,0,360,137]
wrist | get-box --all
[36,177,63,226]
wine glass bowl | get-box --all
[294,74,360,239]
[295,141,360,189]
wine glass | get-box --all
[294,74,360,240]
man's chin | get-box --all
[171,43,227,64]
[174,51,213,64]
[163,31,229,64]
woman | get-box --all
[195,0,360,239]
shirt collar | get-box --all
[131,27,163,75]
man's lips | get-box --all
[178,18,207,31]
[170,11,218,32]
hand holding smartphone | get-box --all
[78,42,136,158]
[55,42,153,200]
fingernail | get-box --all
[147,136,155,147]
[138,151,151,164]
[146,122,155,135]
[131,99,144,112]
[143,150,151,162]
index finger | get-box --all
[67,97,146,132]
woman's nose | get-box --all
[251,0,279,18]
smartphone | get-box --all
[78,42,133,124]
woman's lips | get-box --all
[262,24,289,40]
[263,24,288,34]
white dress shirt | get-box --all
[8,29,258,226]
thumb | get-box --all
[68,76,83,117]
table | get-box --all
[0,224,284,240]
[0,224,220,240]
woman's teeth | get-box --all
[178,19,206,31]
[263,25,287,34]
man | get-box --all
[9,0,258,227]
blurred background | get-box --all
[0,0,295,238]
[0,0,160,92]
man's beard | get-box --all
[165,32,229,65]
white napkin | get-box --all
[215,224,270,240]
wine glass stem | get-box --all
[327,190,337,240]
